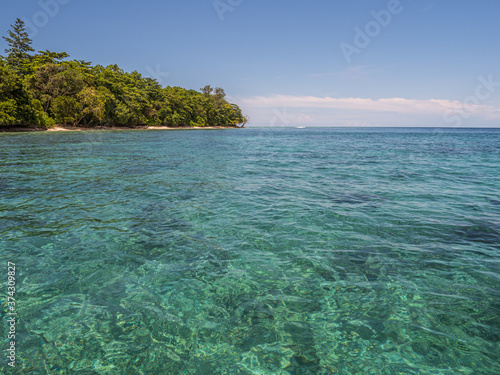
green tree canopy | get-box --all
[2,18,34,72]
[0,18,247,129]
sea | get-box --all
[0,127,499,374]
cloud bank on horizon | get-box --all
[237,69,500,128]
[238,94,500,128]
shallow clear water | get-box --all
[1,128,499,374]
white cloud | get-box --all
[237,95,500,127]
[241,95,491,113]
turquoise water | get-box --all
[0,128,499,374]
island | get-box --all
[0,18,247,132]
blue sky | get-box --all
[2,0,500,127]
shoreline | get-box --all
[0,125,242,133]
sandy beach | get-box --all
[0,125,240,132]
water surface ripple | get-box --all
[0,128,499,374]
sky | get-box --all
[1,0,500,127]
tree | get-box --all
[51,95,81,125]
[27,61,88,112]
[0,57,42,126]
[2,18,34,72]
[75,87,106,126]
[201,85,213,97]
[0,59,18,125]
[214,87,225,100]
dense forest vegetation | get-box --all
[0,19,247,128]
